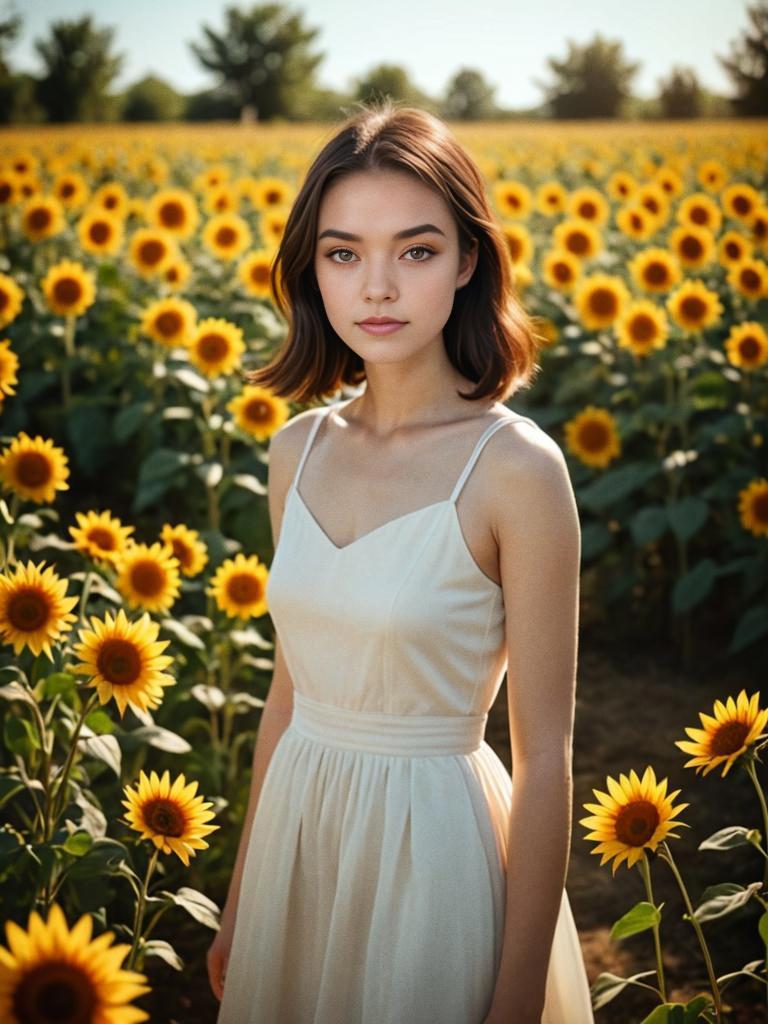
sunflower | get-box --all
[52,170,89,209]
[697,159,727,192]
[76,208,124,256]
[724,321,768,371]
[68,509,135,566]
[615,300,669,357]
[721,182,762,224]
[186,317,245,378]
[202,211,252,262]
[237,249,277,300]
[726,257,768,301]
[534,180,567,216]
[628,247,681,294]
[501,222,534,266]
[92,180,130,219]
[127,227,178,278]
[40,259,96,319]
[260,207,289,248]
[636,183,671,225]
[542,249,582,292]
[668,224,716,270]
[20,194,66,242]
[0,273,25,328]
[70,608,175,717]
[676,192,722,234]
[738,478,768,538]
[161,256,192,291]
[653,166,684,200]
[114,541,181,615]
[0,339,19,401]
[606,170,637,203]
[159,523,209,577]
[666,279,723,334]
[122,769,219,866]
[564,406,621,469]
[492,180,532,220]
[718,229,753,267]
[615,203,657,241]
[566,186,610,226]
[552,218,602,260]
[139,296,197,349]
[0,560,78,659]
[0,902,150,1024]
[0,432,70,504]
[206,552,269,620]
[202,183,238,215]
[194,163,230,193]
[251,175,294,209]
[751,205,768,249]
[0,169,22,209]
[227,385,290,441]
[574,273,630,331]
[530,315,560,347]
[145,187,200,239]
[579,766,690,875]
[674,690,768,779]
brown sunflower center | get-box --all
[724,241,742,260]
[13,958,96,1023]
[226,572,262,605]
[680,235,703,260]
[243,399,268,424]
[630,314,657,342]
[139,239,166,266]
[29,208,52,231]
[589,288,618,317]
[733,195,752,217]
[709,720,750,756]
[690,206,708,225]
[198,333,229,362]
[251,263,270,285]
[739,336,760,360]
[88,221,110,245]
[630,212,644,230]
[160,202,184,228]
[739,268,760,291]
[87,527,116,551]
[130,559,166,597]
[60,182,75,199]
[96,637,142,686]
[53,278,83,306]
[170,539,192,568]
[566,230,589,255]
[647,262,671,286]
[553,260,573,283]
[155,310,183,337]
[680,296,706,322]
[578,201,597,219]
[215,226,237,247]
[579,421,609,452]
[751,493,768,524]
[143,797,186,837]
[615,799,660,847]
[266,190,281,204]
[17,451,53,487]
[8,586,50,632]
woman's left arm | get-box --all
[483,427,582,1024]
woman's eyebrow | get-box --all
[317,223,446,242]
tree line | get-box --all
[0,0,766,125]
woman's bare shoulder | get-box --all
[484,412,574,516]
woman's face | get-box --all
[313,168,477,365]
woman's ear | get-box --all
[456,237,479,290]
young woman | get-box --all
[209,101,595,1024]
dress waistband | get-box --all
[290,690,488,757]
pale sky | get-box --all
[6,0,751,108]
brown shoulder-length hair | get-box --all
[243,99,542,405]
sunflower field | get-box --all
[0,119,766,1023]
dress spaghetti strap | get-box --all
[449,413,536,504]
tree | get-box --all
[0,1,22,124]
[442,68,497,121]
[189,3,324,121]
[535,33,640,118]
[34,14,123,122]
[120,75,185,122]
[658,65,702,118]
[717,0,768,115]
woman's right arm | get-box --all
[207,413,312,1001]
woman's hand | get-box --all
[206,916,235,1001]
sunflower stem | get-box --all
[78,568,95,626]
[745,758,768,891]
[49,690,100,828]
[639,852,667,1002]
[61,314,76,412]
[127,845,160,971]
[3,492,20,569]
[657,841,724,1022]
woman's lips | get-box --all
[358,322,406,335]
